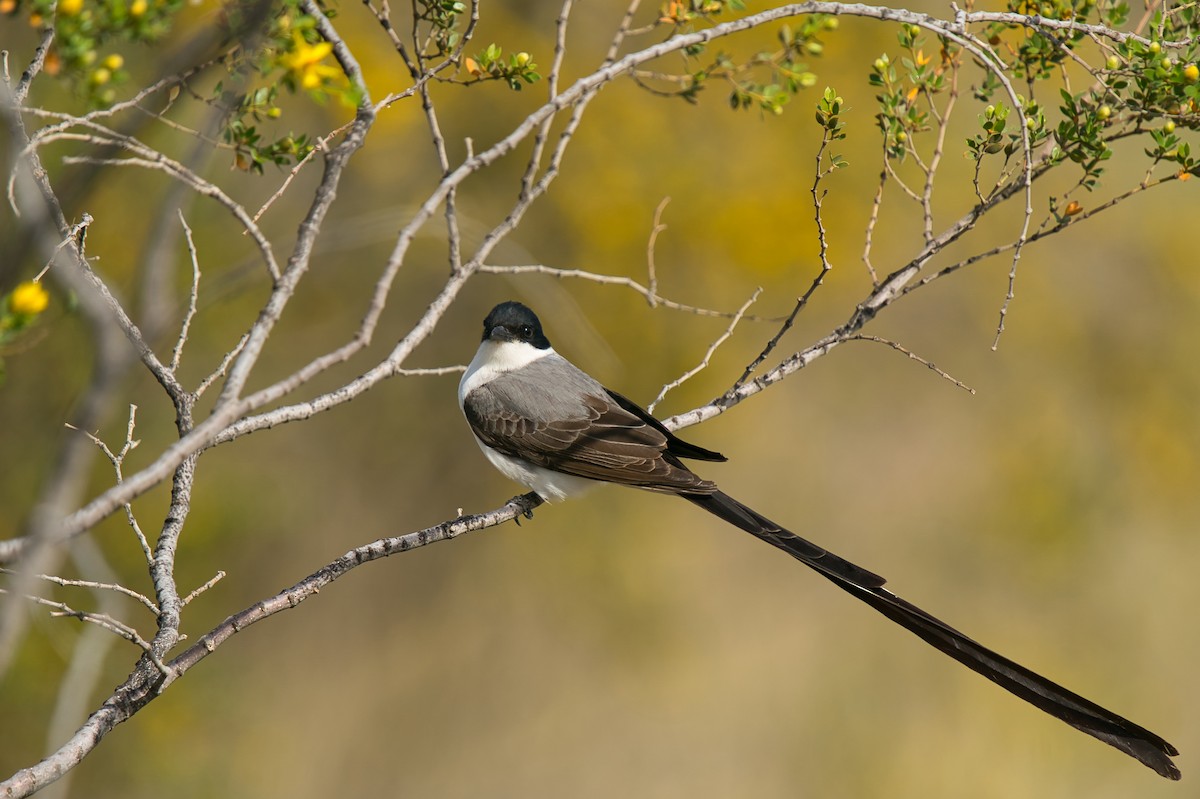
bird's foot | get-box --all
[510,492,544,525]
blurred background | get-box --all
[2,1,1197,797]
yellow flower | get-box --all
[9,281,49,316]
[281,31,339,90]
[58,0,83,16]
[129,0,147,16]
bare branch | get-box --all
[648,288,761,413]
[0,589,151,651]
[33,214,92,282]
[0,493,545,798]
[180,571,225,607]
[478,264,738,318]
[0,569,158,615]
[13,23,54,106]
[645,197,670,306]
[170,212,201,374]
[847,334,977,394]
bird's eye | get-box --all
[519,325,533,339]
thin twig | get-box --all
[34,215,93,282]
[477,264,747,318]
[645,197,670,305]
[248,124,348,227]
[195,333,250,399]
[848,334,976,394]
[0,589,151,651]
[180,571,225,607]
[862,162,886,285]
[171,212,201,374]
[66,405,153,562]
[0,569,158,614]
[648,289,761,412]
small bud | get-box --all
[129,0,147,15]
[1184,63,1199,82]
[515,52,531,67]
[1164,120,1176,133]
[8,281,49,316]
[1148,41,1162,55]
[1096,104,1112,120]
[103,53,124,71]
[1105,55,1120,70]
[90,67,111,86]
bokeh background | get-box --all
[2,2,1197,797]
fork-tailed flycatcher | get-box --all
[458,300,1180,780]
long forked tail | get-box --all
[682,490,1181,780]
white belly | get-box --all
[475,438,595,502]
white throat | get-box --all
[458,339,555,406]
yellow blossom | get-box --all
[103,53,124,71]
[281,31,339,90]
[129,0,147,15]
[9,281,49,316]
[58,0,83,16]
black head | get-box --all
[480,301,552,349]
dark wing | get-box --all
[604,389,727,463]
[463,373,713,493]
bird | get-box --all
[457,299,1180,780]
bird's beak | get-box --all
[489,325,516,342]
